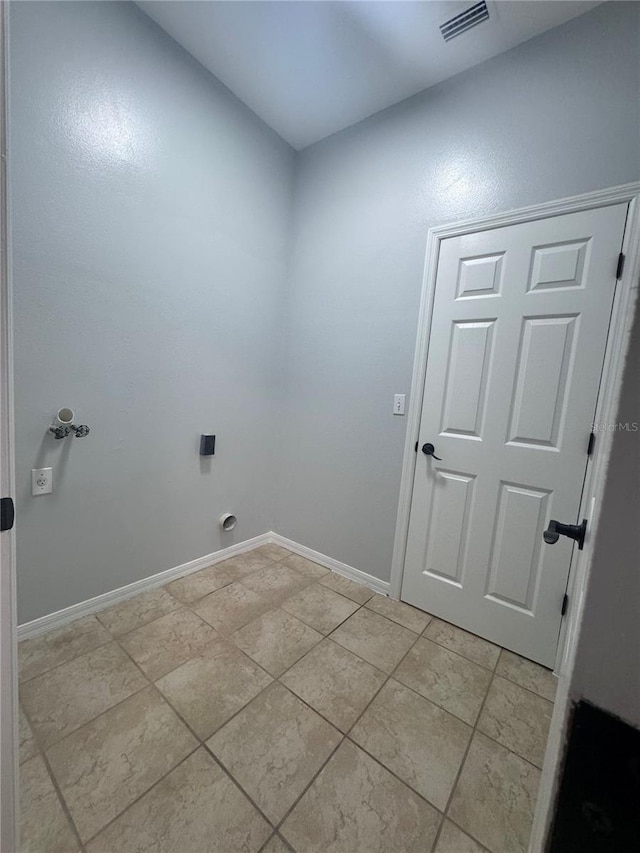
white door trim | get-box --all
[389,182,640,852]
[0,1,19,848]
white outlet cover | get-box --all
[32,467,53,496]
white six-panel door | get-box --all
[401,203,628,667]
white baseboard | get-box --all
[17,533,272,640]
[269,533,391,596]
[17,531,390,641]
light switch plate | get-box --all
[393,394,406,415]
[32,467,53,496]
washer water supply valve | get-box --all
[48,407,91,440]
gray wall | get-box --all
[9,1,295,622]
[275,1,640,583]
[571,304,640,728]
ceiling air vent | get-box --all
[440,1,490,42]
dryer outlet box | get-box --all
[200,435,216,456]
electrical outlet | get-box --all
[32,467,53,496]
[393,394,406,415]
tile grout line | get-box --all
[388,650,493,729]
[258,834,294,853]
[18,555,407,850]
[16,550,338,679]
[59,622,272,847]
[175,566,382,690]
[25,602,476,847]
[329,650,545,846]
[108,559,301,681]
[316,576,379,606]
[311,614,547,852]
[23,602,225,758]
[312,616,503,844]
[256,833,279,853]
[19,700,87,853]
[17,632,114,687]
[341,666,544,833]
[271,620,428,840]
[269,602,361,646]
[340,623,455,837]
[19,551,555,852]
[25,618,552,766]
[271,734,347,841]
[116,609,227,682]
[433,647,502,851]
[180,563,325,636]
[21,555,555,700]
[94,591,183,636]
[272,616,410,739]
[421,631,500,671]
[204,719,302,835]
[184,617,361,832]
[105,589,341,842]
[427,633,503,852]
[51,639,205,848]
[328,617,425,736]
[19,577,194,686]
[269,831,295,853]
[28,669,153,753]
[20,541,547,674]
[80,743,204,848]
[419,627,557,701]
[97,548,344,844]
[20,650,160,841]
[27,664,303,850]
[490,654,558,702]
[429,677,496,852]
[75,642,276,847]
[83,550,286,643]
[89,633,279,843]
[279,589,365,633]
[27,596,297,806]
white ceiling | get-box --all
[137,1,603,150]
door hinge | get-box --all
[561,593,569,617]
[0,497,14,532]
[587,431,595,456]
[616,252,625,280]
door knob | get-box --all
[421,443,442,461]
[543,519,587,550]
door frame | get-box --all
[389,181,640,851]
[0,1,19,850]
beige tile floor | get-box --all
[18,543,556,853]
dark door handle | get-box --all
[0,497,14,532]
[543,519,587,550]
[421,443,442,461]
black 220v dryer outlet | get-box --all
[199,435,216,456]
